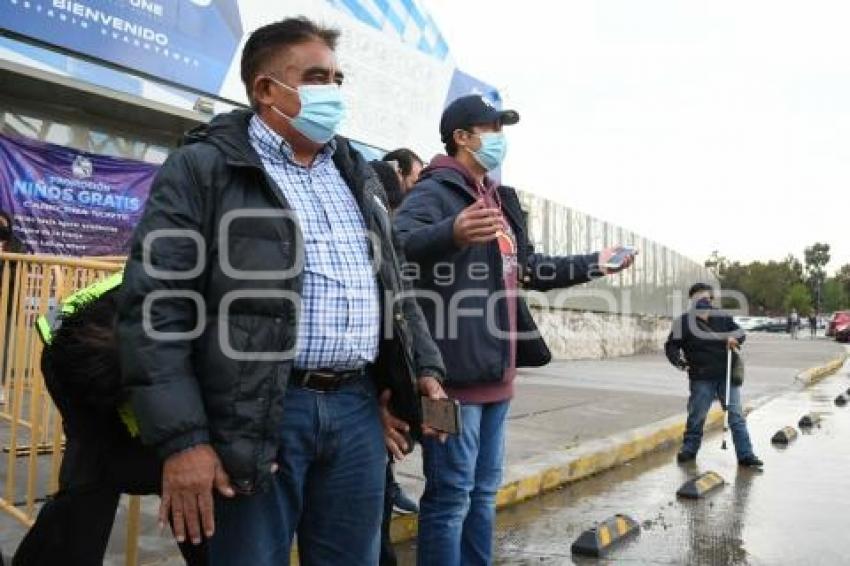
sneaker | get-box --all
[392,483,419,514]
[738,455,764,468]
[676,451,697,463]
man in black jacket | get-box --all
[393,95,635,565]
[665,282,762,467]
[117,18,445,566]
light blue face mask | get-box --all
[467,132,508,171]
[266,76,346,144]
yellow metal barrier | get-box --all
[0,252,145,565]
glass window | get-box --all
[1,107,175,164]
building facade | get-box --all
[0,0,715,356]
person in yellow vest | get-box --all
[14,274,206,566]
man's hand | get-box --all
[380,389,411,461]
[160,444,234,545]
[453,200,502,247]
[379,377,451,462]
[419,376,449,443]
[418,375,446,401]
[727,337,740,350]
[599,246,637,275]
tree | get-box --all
[804,243,831,312]
[836,263,850,297]
[784,254,804,280]
[717,256,804,314]
[751,259,804,312]
[804,243,831,274]
[822,278,849,313]
[784,282,813,314]
[715,248,845,315]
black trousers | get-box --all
[14,484,207,565]
[13,485,120,565]
[379,456,398,566]
[13,412,207,566]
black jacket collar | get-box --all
[183,110,364,176]
[183,109,369,210]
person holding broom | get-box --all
[664,282,763,468]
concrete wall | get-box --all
[531,307,673,360]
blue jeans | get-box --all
[683,379,755,461]
[418,400,510,566]
[208,375,386,566]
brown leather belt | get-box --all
[290,368,367,392]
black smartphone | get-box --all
[421,397,462,435]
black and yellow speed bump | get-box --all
[836,394,848,407]
[676,471,725,499]
[798,413,821,428]
[570,514,640,557]
[771,426,798,444]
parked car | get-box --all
[733,316,759,330]
[750,317,787,333]
[827,311,850,342]
[735,316,771,331]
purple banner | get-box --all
[0,133,156,256]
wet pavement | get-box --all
[402,358,850,565]
[0,337,844,564]
[395,334,845,500]
[396,354,850,565]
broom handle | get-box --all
[726,348,732,430]
[725,347,733,431]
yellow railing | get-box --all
[0,252,143,565]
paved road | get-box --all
[0,334,843,564]
[401,352,850,565]
[395,333,845,495]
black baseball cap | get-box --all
[688,282,715,298]
[440,94,520,144]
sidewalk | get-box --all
[390,334,847,541]
[0,334,844,563]
[479,353,850,564]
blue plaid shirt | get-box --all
[248,116,379,370]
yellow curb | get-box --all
[156,352,850,564]
[389,408,727,543]
[495,409,726,510]
[797,352,848,386]
[390,352,849,545]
